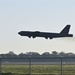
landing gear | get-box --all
[45,37,48,39]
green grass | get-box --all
[1,64,75,75]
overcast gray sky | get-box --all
[0,0,75,54]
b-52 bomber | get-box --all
[18,25,73,39]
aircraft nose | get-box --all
[18,32,21,35]
[18,31,25,36]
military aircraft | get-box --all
[18,25,73,39]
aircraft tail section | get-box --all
[60,25,70,34]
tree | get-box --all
[42,52,50,57]
[52,51,58,56]
[26,52,40,57]
[8,51,15,55]
[58,51,65,57]
[65,52,75,57]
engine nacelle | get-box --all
[45,37,48,39]
[28,36,31,38]
[32,36,36,38]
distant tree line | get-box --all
[0,51,75,58]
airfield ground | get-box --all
[1,64,75,75]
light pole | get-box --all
[28,54,31,75]
[0,56,2,75]
[60,57,62,75]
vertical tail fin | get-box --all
[60,25,71,34]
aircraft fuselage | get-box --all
[18,25,73,39]
[18,31,73,39]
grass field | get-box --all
[1,64,75,75]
